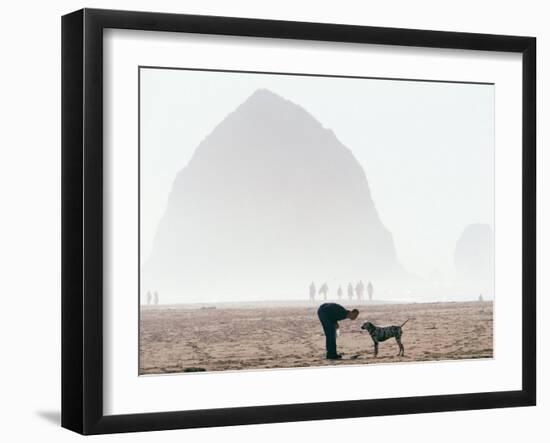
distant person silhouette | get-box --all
[478,294,484,302]
[146,290,152,306]
[347,283,354,301]
[367,281,374,301]
[153,291,159,305]
[317,303,359,359]
[337,286,343,300]
[355,281,365,302]
[319,283,329,301]
[309,282,316,302]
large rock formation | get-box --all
[142,89,402,302]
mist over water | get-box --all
[140,71,494,305]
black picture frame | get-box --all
[61,8,536,435]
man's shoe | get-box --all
[326,354,342,360]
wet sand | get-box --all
[139,301,493,374]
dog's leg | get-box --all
[373,340,379,357]
[396,337,404,356]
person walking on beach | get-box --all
[309,282,316,302]
[367,281,374,301]
[319,282,329,301]
[347,282,354,301]
[337,285,343,300]
[355,280,365,302]
[317,303,359,360]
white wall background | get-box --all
[0,1,545,441]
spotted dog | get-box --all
[361,319,410,357]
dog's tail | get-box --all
[400,318,411,328]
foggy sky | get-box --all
[140,68,494,302]
[142,88,405,302]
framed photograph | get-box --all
[61,8,536,435]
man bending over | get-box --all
[317,303,359,360]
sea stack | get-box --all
[142,89,402,302]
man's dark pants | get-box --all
[317,306,338,358]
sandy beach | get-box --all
[139,301,493,374]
